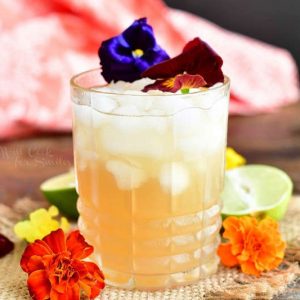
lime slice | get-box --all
[221,165,293,220]
[41,171,79,219]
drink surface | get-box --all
[72,80,229,290]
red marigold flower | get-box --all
[20,229,105,300]
[142,37,224,89]
[217,216,286,276]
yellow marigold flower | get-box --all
[14,206,70,243]
[226,147,246,170]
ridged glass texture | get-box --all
[71,69,230,290]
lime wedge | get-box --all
[221,165,293,220]
[40,171,79,219]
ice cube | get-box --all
[91,109,110,128]
[100,112,169,159]
[150,97,190,115]
[73,103,91,125]
[100,124,167,159]
[113,104,140,116]
[172,109,213,160]
[159,163,190,196]
[105,160,148,190]
[173,109,203,137]
[177,134,207,160]
[91,95,118,113]
[111,78,154,92]
[73,107,92,153]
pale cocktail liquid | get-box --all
[72,74,229,290]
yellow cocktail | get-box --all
[71,70,230,290]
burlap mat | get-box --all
[0,197,300,300]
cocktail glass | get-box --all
[71,69,230,290]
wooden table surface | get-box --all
[1,101,300,299]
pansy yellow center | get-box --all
[132,49,144,58]
[162,77,175,88]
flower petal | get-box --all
[0,233,14,258]
[48,206,59,217]
[142,37,224,87]
[175,74,207,89]
[223,216,251,244]
[143,78,177,93]
[143,47,170,67]
[80,262,105,298]
[142,52,184,80]
[123,18,156,50]
[66,230,93,259]
[100,38,141,83]
[21,240,52,273]
[225,147,246,170]
[60,217,70,233]
[85,261,105,285]
[25,256,45,274]
[217,243,239,267]
[43,229,66,254]
[14,220,40,243]
[220,216,286,276]
[27,270,51,300]
[240,260,261,276]
[99,18,169,83]
[49,289,69,300]
[67,285,80,300]
[143,73,206,93]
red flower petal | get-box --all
[175,74,207,89]
[27,270,51,300]
[50,284,80,300]
[50,289,69,300]
[43,229,66,254]
[71,259,89,277]
[142,78,177,92]
[67,285,80,300]
[25,256,45,274]
[66,230,93,260]
[0,233,14,258]
[143,73,207,93]
[21,240,52,273]
[80,262,105,298]
[142,37,224,87]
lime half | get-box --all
[221,165,293,220]
[41,171,79,219]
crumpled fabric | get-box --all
[0,0,299,139]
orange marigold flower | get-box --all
[217,216,286,276]
[20,229,105,300]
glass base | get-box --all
[78,201,222,290]
[95,256,220,291]
[104,257,219,291]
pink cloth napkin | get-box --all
[0,0,299,139]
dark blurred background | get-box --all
[165,0,300,71]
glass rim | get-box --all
[70,68,230,97]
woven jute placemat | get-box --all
[0,197,299,300]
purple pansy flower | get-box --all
[98,18,170,83]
